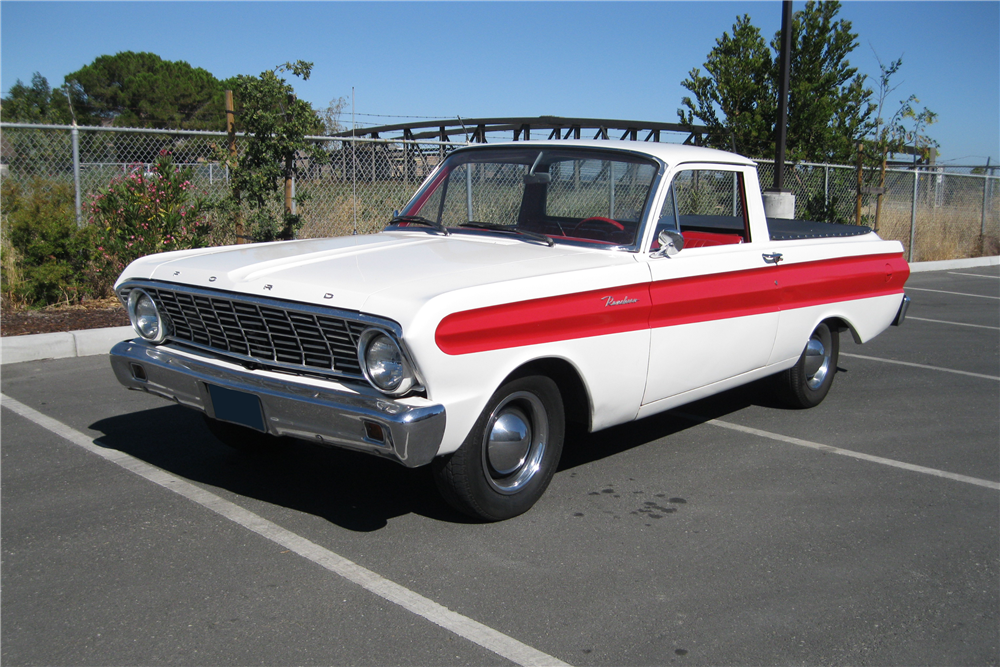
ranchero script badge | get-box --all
[603,296,638,307]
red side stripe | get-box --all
[435,252,908,355]
[648,266,780,328]
[436,284,652,355]
[779,254,910,309]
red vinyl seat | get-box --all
[651,229,744,250]
[680,230,744,248]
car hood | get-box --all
[117,231,640,316]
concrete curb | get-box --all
[2,256,997,365]
[907,255,999,273]
[2,326,134,365]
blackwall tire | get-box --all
[776,321,840,409]
[432,375,565,521]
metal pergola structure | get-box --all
[330,116,710,145]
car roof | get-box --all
[451,139,756,168]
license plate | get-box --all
[207,384,266,432]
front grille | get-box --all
[120,283,373,379]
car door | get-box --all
[641,164,781,407]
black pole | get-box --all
[774,0,793,191]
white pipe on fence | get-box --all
[71,123,82,227]
[909,169,919,262]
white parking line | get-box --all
[676,413,1000,491]
[840,352,1000,381]
[908,317,1000,331]
[906,287,999,300]
[948,272,1000,279]
[0,393,571,667]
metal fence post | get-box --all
[733,175,738,217]
[466,164,474,220]
[909,169,919,262]
[824,164,829,208]
[71,122,83,227]
[982,174,989,239]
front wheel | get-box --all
[775,321,840,409]
[432,375,565,521]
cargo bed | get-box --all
[677,214,872,242]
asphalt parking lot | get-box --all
[3,265,998,666]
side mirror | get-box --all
[653,230,685,258]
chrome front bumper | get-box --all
[109,340,446,467]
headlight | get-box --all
[358,329,416,395]
[127,288,170,343]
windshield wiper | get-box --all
[458,221,554,247]
[387,215,450,235]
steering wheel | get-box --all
[572,216,625,234]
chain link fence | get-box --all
[755,159,1000,260]
[0,124,464,243]
[2,123,997,260]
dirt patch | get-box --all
[1,298,130,337]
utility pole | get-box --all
[762,1,796,220]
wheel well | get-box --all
[505,358,591,431]
[823,316,862,344]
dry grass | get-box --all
[295,181,415,239]
[0,224,29,311]
[873,203,999,262]
[299,194,369,238]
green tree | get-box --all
[219,61,327,242]
[867,53,937,163]
[860,52,937,229]
[64,51,228,130]
[679,1,877,163]
[1,73,75,124]
[1,178,93,306]
[780,1,874,162]
[678,15,776,156]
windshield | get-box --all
[397,147,659,248]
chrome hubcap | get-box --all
[482,391,548,494]
[803,326,832,390]
[487,408,531,475]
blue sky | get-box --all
[2,1,998,165]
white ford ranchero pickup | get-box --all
[110,141,910,520]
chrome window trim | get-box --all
[115,279,422,390]
[649,160,757,248]
[631,165,667,253]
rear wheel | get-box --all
[433,375,565,521]
[776,321,839,408]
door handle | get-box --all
[762,252,784,265]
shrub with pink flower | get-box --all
[89,151,212,284]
